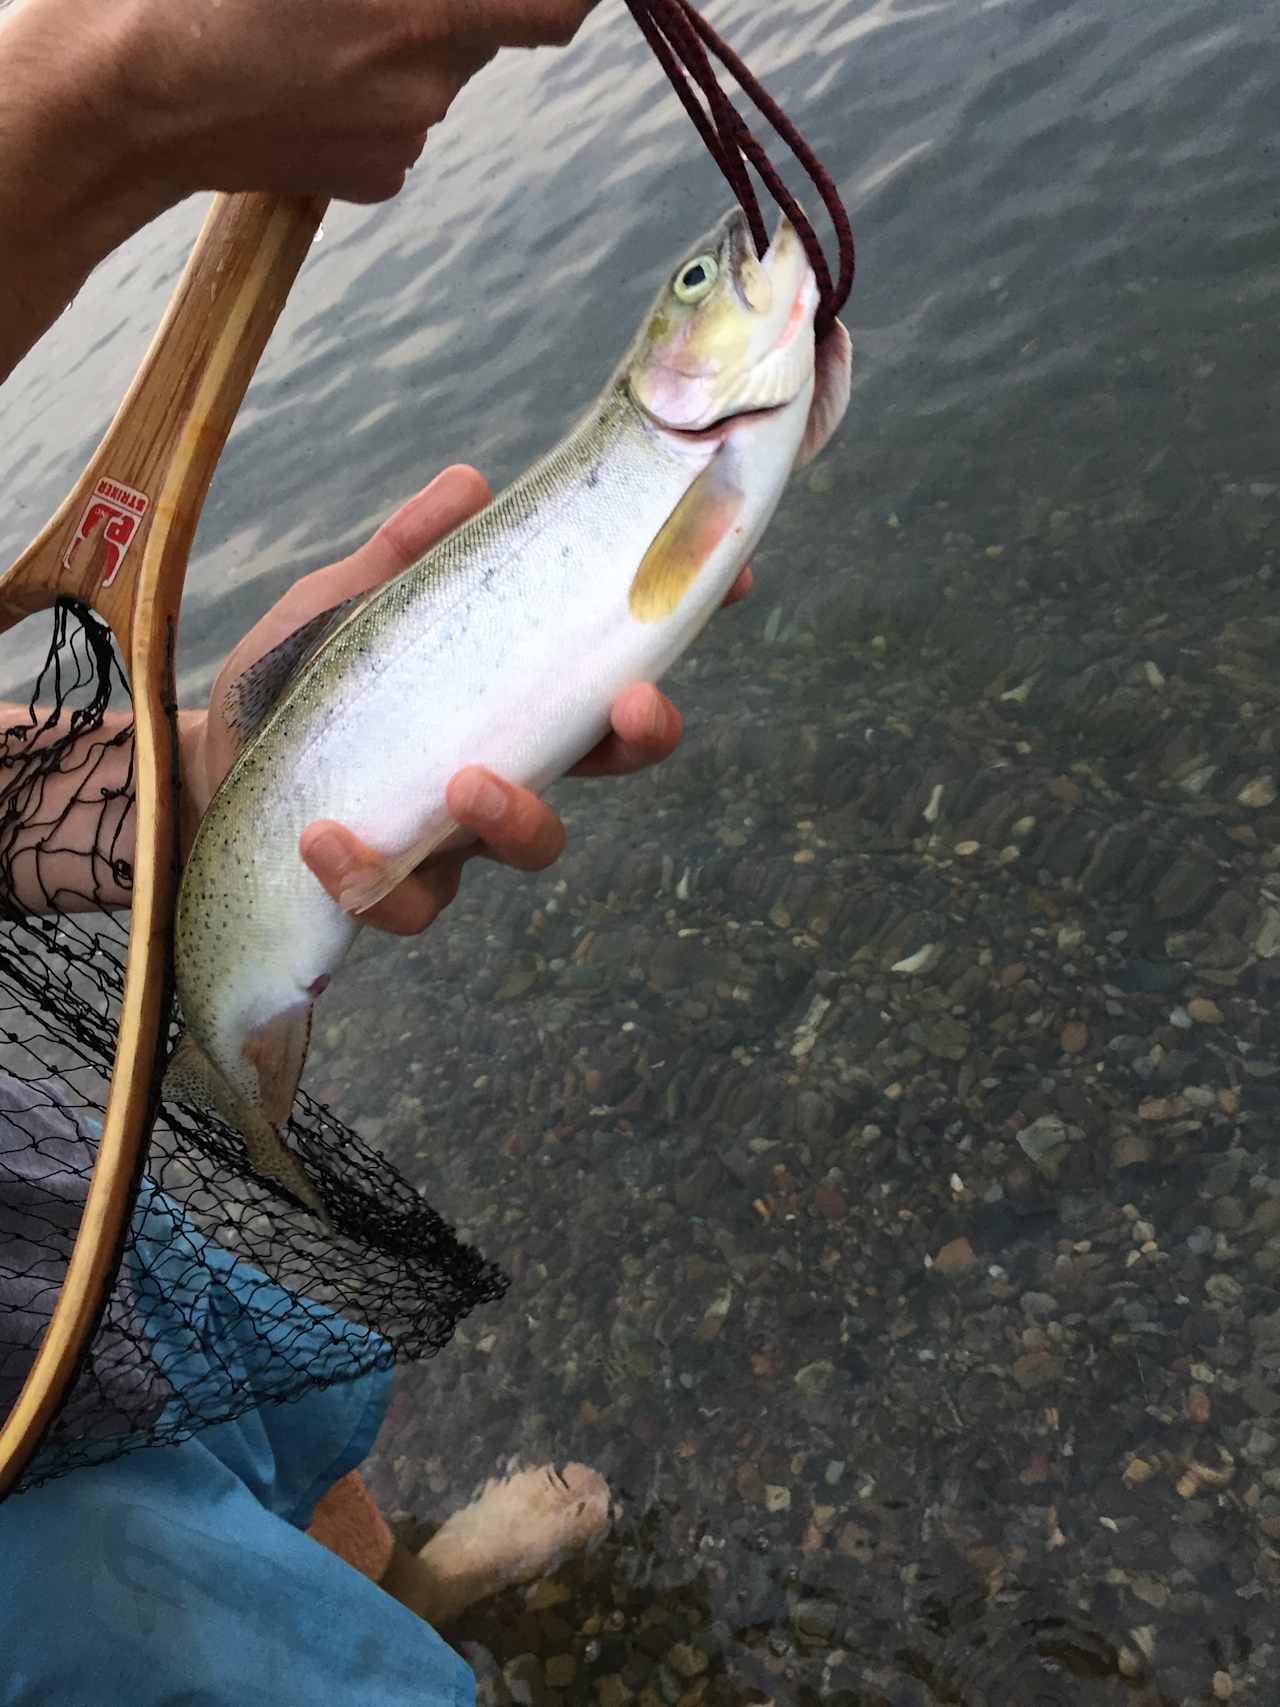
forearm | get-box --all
[0,700,204,913]
[0,1,174,383]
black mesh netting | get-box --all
[0,599,507,1495]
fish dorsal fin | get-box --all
[222,591,367,749]
[795,319,853,469]
[629,454,745,623]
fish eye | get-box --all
[673,255,718,303]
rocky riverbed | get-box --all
[307,457,1280,1704]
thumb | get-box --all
[344,463,492,593]
[202,465,492,797]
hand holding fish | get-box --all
[182,463,750,939]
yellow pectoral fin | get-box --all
[629,455,745,623]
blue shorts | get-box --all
[0,1182,474,1707]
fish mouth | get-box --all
[652,398,791,443]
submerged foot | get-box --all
[408,1462,613,1622]
[426,1461,612,1589]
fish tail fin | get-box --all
[164,1030,329,1222]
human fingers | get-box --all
[569,683,683,779]
[566,567,750,778]
[447,768,566,871]
[245,465,492,659]
[439,0,599,50]
[108,0,499,203]
[298,44,495,203]
[723,564,753,606]
[297,764,568,941]
[343,463,493,591]
[200,466,491,802]
[300,820,465,936]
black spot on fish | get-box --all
[586,464,602,489]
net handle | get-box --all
[0,191,327,1500]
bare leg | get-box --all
[381,1462,612,1629]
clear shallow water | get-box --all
[4,1,1279,1700]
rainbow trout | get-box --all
[170,208,852,1215]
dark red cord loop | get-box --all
[623,0,854,338]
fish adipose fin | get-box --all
[222,592,368,750]
[163,1029,328,1220]
[339,820,461,917]
[629,455,744,623]
[794,319,853,469]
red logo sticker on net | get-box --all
[63,477,150,586]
